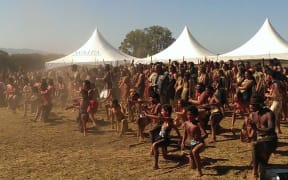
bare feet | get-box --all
[153,165,159,170]
[209,139,216,144]
[196,171,203,177]
[253,172,259,179]
[231,127,236,136]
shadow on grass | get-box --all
[95,119,110,126]
[45,116,66,126]
[205,165,250,176]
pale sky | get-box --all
[1,0,288,55]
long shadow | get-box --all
[205,165,250,176]
[154,156,232,176]
[202,157,229,166]
[95,119,110,126]
[46,117,65,126]
[156,154,189,175]
[86,127,106,135]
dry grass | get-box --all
[0,106,287,179]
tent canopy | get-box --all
[220,18,288,60]
[45,28,134,69]
[137,26,215,64]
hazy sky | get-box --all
[1,0,288,54]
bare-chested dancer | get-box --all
[181,105,208,177]
[246,95,277,178]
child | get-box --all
[181,105,207,177]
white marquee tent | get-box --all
[220,18,288,61]
[137,26,215,64]
[45,29,134,69]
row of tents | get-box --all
[46,18,288,69]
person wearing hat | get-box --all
[246,95,277,178]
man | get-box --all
[208,79,226,143]
[136,94,161,142]
[189,85,214,129]
[181,105,207,177]
[247,95,277,178]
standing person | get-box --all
[208,79,226,143]
[81,80,97,128]
[167,65,177,107]
[66,89,90,136]
[174,99,190,127]
[35,79,47,121]
[134,65,145,98]
[87,83,99,128]
[149,104,180,169]
[111,99,128,137]
[148,63,161,98]
[0,76,5,107]
[265,70,286,134]
[180,72,190,101]
[181,105,207,177]
[136,94,162,141]
[118,69,130,114]
[231,70,255,134]
[31,76,41,115]
[6,77,17,112]
[46,79,55,119]
[97,64,114,121]
[247,95,277,178]
[22,78,32,117]
[56,76,68,109]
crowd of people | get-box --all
[0,58,287,178]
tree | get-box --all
[144,26,175,56]
[119,26,175,58]
[119,29,149,58]
[0,50,11,77]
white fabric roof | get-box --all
[220,18,288,60]
[45,29,134,69]
[137,26,215,64]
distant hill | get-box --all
[0,48,52,55]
